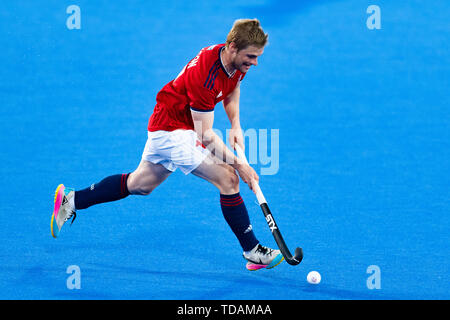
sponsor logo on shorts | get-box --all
[195,140,206,149]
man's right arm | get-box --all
[191,109,259,191]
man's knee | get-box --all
[126,172,154,196]
[131,186,153,196]
[219,168,240,194]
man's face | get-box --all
[231,45,264,73]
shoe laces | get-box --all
[65,210,77,225]
[255,244,274,256]
[62,193,76,225]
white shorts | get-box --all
[141,130,210,175]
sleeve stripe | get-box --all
[208,69,220,90]
[190,106,214,113]
[204,60,220,89]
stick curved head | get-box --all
[285,247,303,265]
[294,247,303,263]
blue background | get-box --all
[0,0,448,299]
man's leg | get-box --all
[191,157,258,252]
[51,160,171,238]
[191,155,284,270]
[75,160,171,209]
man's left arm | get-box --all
[223,82,244,150]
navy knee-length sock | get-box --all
[74,173,130,210]
[220,193,259,252]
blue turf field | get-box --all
[0,0,449,300]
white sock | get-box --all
[69,193,75,211]
[244,243,259,256]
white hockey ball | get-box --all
[307,271,321,284]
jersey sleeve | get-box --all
[184,54,217,112]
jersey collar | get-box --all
[219,46,236,79]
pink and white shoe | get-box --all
[50,184,76,238]
[243,244,284,271]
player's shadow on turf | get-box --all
[269,274,398,300]
[86,262,396,299]
[85,262,295,299]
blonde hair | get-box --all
[226,19,268,51]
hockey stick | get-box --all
[234,144,303,266]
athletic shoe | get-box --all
[243,244,284,271]
[50,184,76,238]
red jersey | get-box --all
[148,44,245,132]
